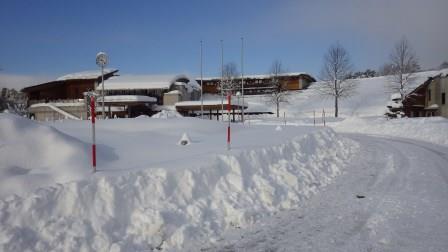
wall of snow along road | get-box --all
[333,116,448,147]
[0,124,359,251]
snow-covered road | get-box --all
[206,134,448,252]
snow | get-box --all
[2,69,448,251]
[29,103,81,120]
[0,113,359,251]
[151,109,183,119]
[103,95,157,103]
[236,69,448,118]
[333,116,448,146]
[207,134,448,252]
[386,100,403,108]
[30,101,84,107]
[426,103,439,109]
[101,74,190,90]
[391,93,402,101]
[56,69,117,81]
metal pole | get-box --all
[241,37,245,123]
[90,95,96,172]
[220,40,224,121]
[227,93,231,150]
[200,40,204,119]
[101,66,105,119]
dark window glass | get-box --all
[443,93,446,105]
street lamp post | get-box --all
[96,52,108,119]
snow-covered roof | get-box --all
[197,72,314,81]
[101,74,190,90]
[104,95,157,103]
[56,69,118,81]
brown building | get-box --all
[22,69,118,103]
[197,72,316,95]
[21,69,119,120]
[403,72,448,118]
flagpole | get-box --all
[241,37,245,123]
[200,40,204,119]
[220,40,224,121]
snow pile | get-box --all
[151,109,183,119]
[0,128,359,251]
[0,114,115,197]
[334,116,448,146]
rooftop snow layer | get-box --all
[104,95,157,103]
[56,69,117,81]
[100,74,191,90]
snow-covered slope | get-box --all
[241,69,448,118]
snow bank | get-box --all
[0,114,116,198]
[0,128,359,251]
[334,116,448,146]
[151,109,183,119]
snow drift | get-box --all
[0,114,116,198]
[0,127,359,251]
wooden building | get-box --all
[403,72,448,118]
[22,69,118,103]
[197,72,316,95]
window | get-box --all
[443,92,446,105]
[428,89,431,101]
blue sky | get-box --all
[1,0,447,88]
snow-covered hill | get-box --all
[242,69,448,118]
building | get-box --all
[403,72,448,118]
[197,72,316,95]
[103,74,200,106]
[22,69,118,102]
[21,69,119,120]
[20,71,202,121]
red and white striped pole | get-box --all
[90,95,97,172]
[227,93,231,150]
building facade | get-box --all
[403,73,448,118]
[197,72,316,95]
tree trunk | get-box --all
[276,101,280,118]
[334,79,339,117]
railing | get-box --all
[29,99,84,106]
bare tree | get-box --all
[268,60,288,117]
[319,43,356,117]
[220,62,239,94]
[388,37,420,99]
